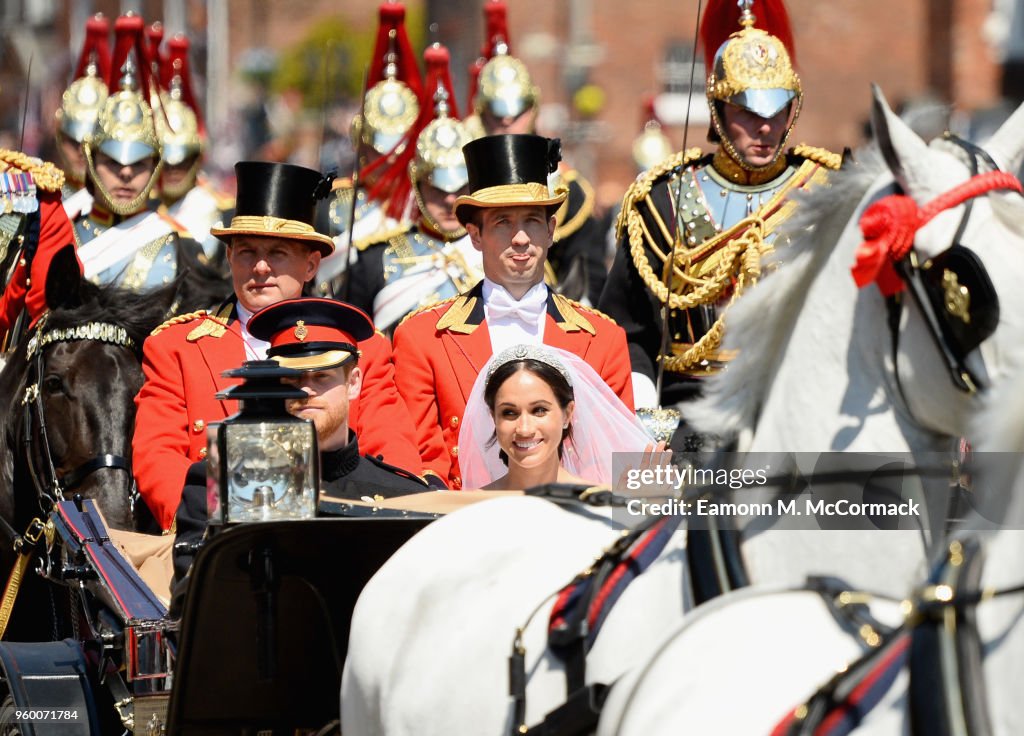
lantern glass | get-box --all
[208,417,318,523]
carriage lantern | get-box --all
[206,360,319,525]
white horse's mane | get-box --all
[685,148,887,437]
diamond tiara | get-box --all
[485,343,573,388]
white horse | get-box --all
[597,89,1024,735]
[597,333,1024,736]
[341,87,1024,736]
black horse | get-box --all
[0,245,228,641]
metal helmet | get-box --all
[632,121,674,172]
[353,4,422,157]
[409,45,470,238]
[474,44,538,121]
[84,56,163,216]
[56,15,111,185]
[702,0,802,171]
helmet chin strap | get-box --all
[414,180,467,240]
[84,146,163,218]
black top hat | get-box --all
[454,134,567,224]
[248,297,375,371]
[210,162,336,255]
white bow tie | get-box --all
[487,288,547,324]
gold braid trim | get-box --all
[151,310,208,336]
[0,149,65,192]
[615,148,705,241]
[553,170,596,242]
[792,144,843,171]
[357,223,411,252]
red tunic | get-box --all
[0,188,79,336]
[132,302,422,530]
[392,284,633,488]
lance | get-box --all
[337,64,370,303]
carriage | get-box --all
[0,492,436,735]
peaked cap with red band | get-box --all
[248,298,375,372]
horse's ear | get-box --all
[870,83,930,193]
[44,244,85,311]
[984,98,1024,175]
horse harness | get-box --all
[772,536,1024,736]
[19,312,139,515]
[864,134,1023,396]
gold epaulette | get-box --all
[615,147,705,241]
[356,224,410,252]
[186,302,234,341]
[551,293,614,335]
[792,144,843,171]
[0,149,65,192]
[397,294,461,329]
[553,169,596,242]
[151,310,208,336]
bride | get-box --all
[459,344,659,490]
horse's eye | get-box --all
[42,374,65,395]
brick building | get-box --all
[12,0,1023,205]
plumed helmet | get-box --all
[474,48,538,121]
[83,14,163,216]
[353,3,422,156]
[56,14,111,146]
[701,0,802,170]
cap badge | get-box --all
[294,320,308,341]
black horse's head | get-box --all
[0,246,186,533]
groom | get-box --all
[391,133,633,488]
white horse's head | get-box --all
[688,86,1024,453]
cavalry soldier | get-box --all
[74,13,203,291]
[54,13,110,221]
[598,0,842,429]
[347,44,483,334]
[392,134,632,488]
[316,1,422,297]
[133,161,425,532]
[465,0,607,305]
[154,33,234,266]
[0,151,77,349]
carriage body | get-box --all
[0,496,434,735]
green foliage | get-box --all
[270,9,426,109]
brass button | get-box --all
[18,258,26,267]
[24,278,30,287]
[198,447,208,459]
[451,445,459,457]
[450,415,459,428]
[452,477,462,490]
[192,419,205,433]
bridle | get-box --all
[854,134,1023,395]
[19,313,139,512]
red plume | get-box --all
[145,22,166,89]
[368,44,460,220]
[467,0,511,114]
[367,3,423,98]
[73,14,111,84]
[480,0,511,58]
[108,13,152,94]
[699,0,797,71]
[166,34,206,137]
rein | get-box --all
[772,537,1024,736]
[20,314,138,510]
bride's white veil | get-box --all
[458,344,654,489]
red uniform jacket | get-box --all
[392,282,634,488]
[133,301,422,530]
[0,186,79,336]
